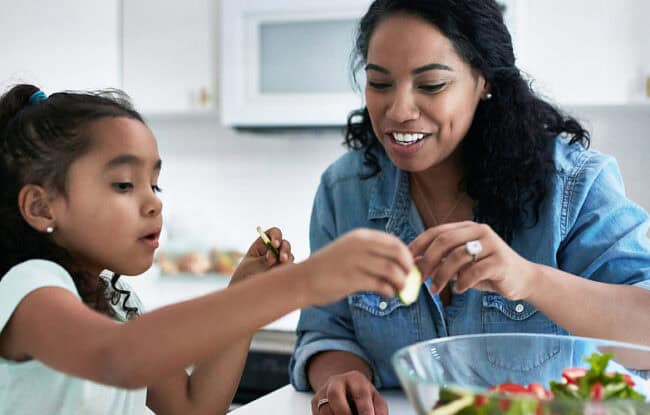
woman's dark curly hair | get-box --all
[0,84,142,318]
[346,0,590,242]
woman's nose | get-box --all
[386,88,419,123]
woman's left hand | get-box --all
[409,221,538,301]
[230,227,294,284]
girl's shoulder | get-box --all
[0,259,80,333]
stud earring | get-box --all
[46,226,55,234]
[485,92,493,100]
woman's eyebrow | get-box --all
[365,62,453,75]
[412,63,453,74]
[365,63,390,74]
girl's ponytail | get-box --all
[0,84,40,135]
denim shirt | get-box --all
[290,137,650,391]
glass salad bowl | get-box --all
[392,333,650,414]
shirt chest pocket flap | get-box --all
[482,294,561,371]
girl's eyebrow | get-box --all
[365,62,453,74]
[105,155,162,171]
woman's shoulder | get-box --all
[552,136,616,180]
[320,147,392,188]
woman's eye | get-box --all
[113,182,133,192]
[151,185,163,193]
[420,83,446,93]
[367,81,391,90]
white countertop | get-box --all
[230,385,414,415]
[125,270,300,332]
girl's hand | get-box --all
[230,227,294,284]
[303,228,414,306]
[311,371,387,415]
[408,221,538,301]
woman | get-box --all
[290,1,650,414]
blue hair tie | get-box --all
[28,90,48,104]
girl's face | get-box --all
[49,117,163,277]
[364,13,487,173]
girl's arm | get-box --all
[1,228,412,414]
[2,263,307,387]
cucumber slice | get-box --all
[399,266,422,305]
[256,226,280,258]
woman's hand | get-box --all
[302,228,414,306]
[409,221,539,300]
[311,371,387,415]
[230,227,294,284]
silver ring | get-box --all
[317,398,330,410]
[465,240,483,262]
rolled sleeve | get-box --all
[289,300,381,391]
[633,279,650,292]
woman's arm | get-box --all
[526,265,650,349]
[308,350,373,391]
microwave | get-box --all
[220,0,371,127]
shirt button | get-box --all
[515,303,525,313]
[378,301,388,311]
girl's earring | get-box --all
[46,226,55,234]
[485,92,493,100]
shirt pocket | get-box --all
[349,293,420,370]
[482,294,561,371]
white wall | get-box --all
[149,116,345,261]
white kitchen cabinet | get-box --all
[515,0,650,106]
[0,1,120,93]
[121,0,217,115]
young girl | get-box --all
[0,84,415,415]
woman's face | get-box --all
[365,13,487,173]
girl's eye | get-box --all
[113,182,133,192]
[151,185,163,193]
[367,81,391,90]
[420,83,446,93]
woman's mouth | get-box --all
[390,132,428,146]
[385,132,431,155]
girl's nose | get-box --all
[143,193,163,217]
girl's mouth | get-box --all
[139,231,160,249]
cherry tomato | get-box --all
[590,382,604,400]
[562,368,588,385]
[528,382,553,400]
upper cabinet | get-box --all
[0,1,120,93]
[514,0,650,106]
[121,0,217,114]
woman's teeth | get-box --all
[392,132,425,145]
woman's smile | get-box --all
[385,131,431,155]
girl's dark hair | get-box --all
[0,84,144,318]
[346,0,590,242]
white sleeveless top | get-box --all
[0,259,147,415]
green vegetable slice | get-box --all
[256,225,280,259]
[399,266,422,305]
